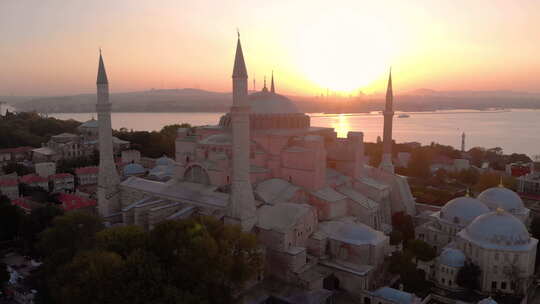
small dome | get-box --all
[123,163,145,176]
[461,210,530,249]
[439,248,465,267]
[440,196,490,225]
[478,297,497,304]
[477,187,524,212]
[80,118,98,128]
[249,90,300,114]
[156,155,174,166]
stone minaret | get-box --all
[96,51,120,218]
[380,69,395,173]
[270,70,275,93]
[461,132,466,152]
[226,36,256,231]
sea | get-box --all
[25,109,540,157]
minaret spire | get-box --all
[96,51,120,220]
[226,34,256,232]
[461,132,466,152]
[270,70,275,93]
[380,68,395,173]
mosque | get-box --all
[93,36,536,302]
[416,185,537,295]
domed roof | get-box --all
[460,210,531,249]
[123,163,145,176]
[80,118,98,128]
[156,155,174,166]
[319,221,386,245]
[478,297,497,304]
[477,186,524,212]
[440,196,490,225]
[439,248,466,268]
[248,90,300,114]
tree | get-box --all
[0,195,24,241]
[38,212,104,272]
[530,217,540,240]
[389,230,403,246]
[456,261,481,291]
[148,217,263,302]
[51,250,126,304]
[457,168,479,186]
[19,204,64,256]
[407,239,436,262]
[392,212,415,243]
[408,149,431,179]
[0,263,9,289]
[96,225,148,258]
[2,162,32,176]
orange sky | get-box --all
[1,0,539,96]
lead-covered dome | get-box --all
[440,196,490,225]
[123,163,145,176]
[248,90,300,114]
[459,210,530,249]
[477,186,524,212]
[439,248,466,268]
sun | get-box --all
[294,12,395,94]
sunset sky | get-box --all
[1,0,539,96]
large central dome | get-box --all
[249,89,300,114]
[459,210,531,249]
[440,196,489,226]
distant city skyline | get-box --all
[1,0,539,96]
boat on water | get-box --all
[398,114,410,118]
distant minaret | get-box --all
[226,34,256,231]
[270,70,275,93]
[380,68,395,173]
[461,132,466,152]
[96,51,121,219]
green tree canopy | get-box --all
[0,195,24,241]
[96,225,148,258]
[456,261,482,291]
[407,239,437,262]
[0,263,9,289]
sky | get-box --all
[1,0,539,96]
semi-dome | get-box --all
[248,90,300,114]
[460,210,530,249]
[477,186,524,212]
[123,163,145,176]
[439,248,466,268]
[440,196,490,225]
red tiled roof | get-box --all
[0,146,35,154]
[12,198,31,211]
[20,174,48,184]
[0,179,19,187]
[49,173,74,179]
[58,193,97,211]
[75,166,99,175]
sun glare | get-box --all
[294,12,395,94]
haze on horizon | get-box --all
[1,0,539,97]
